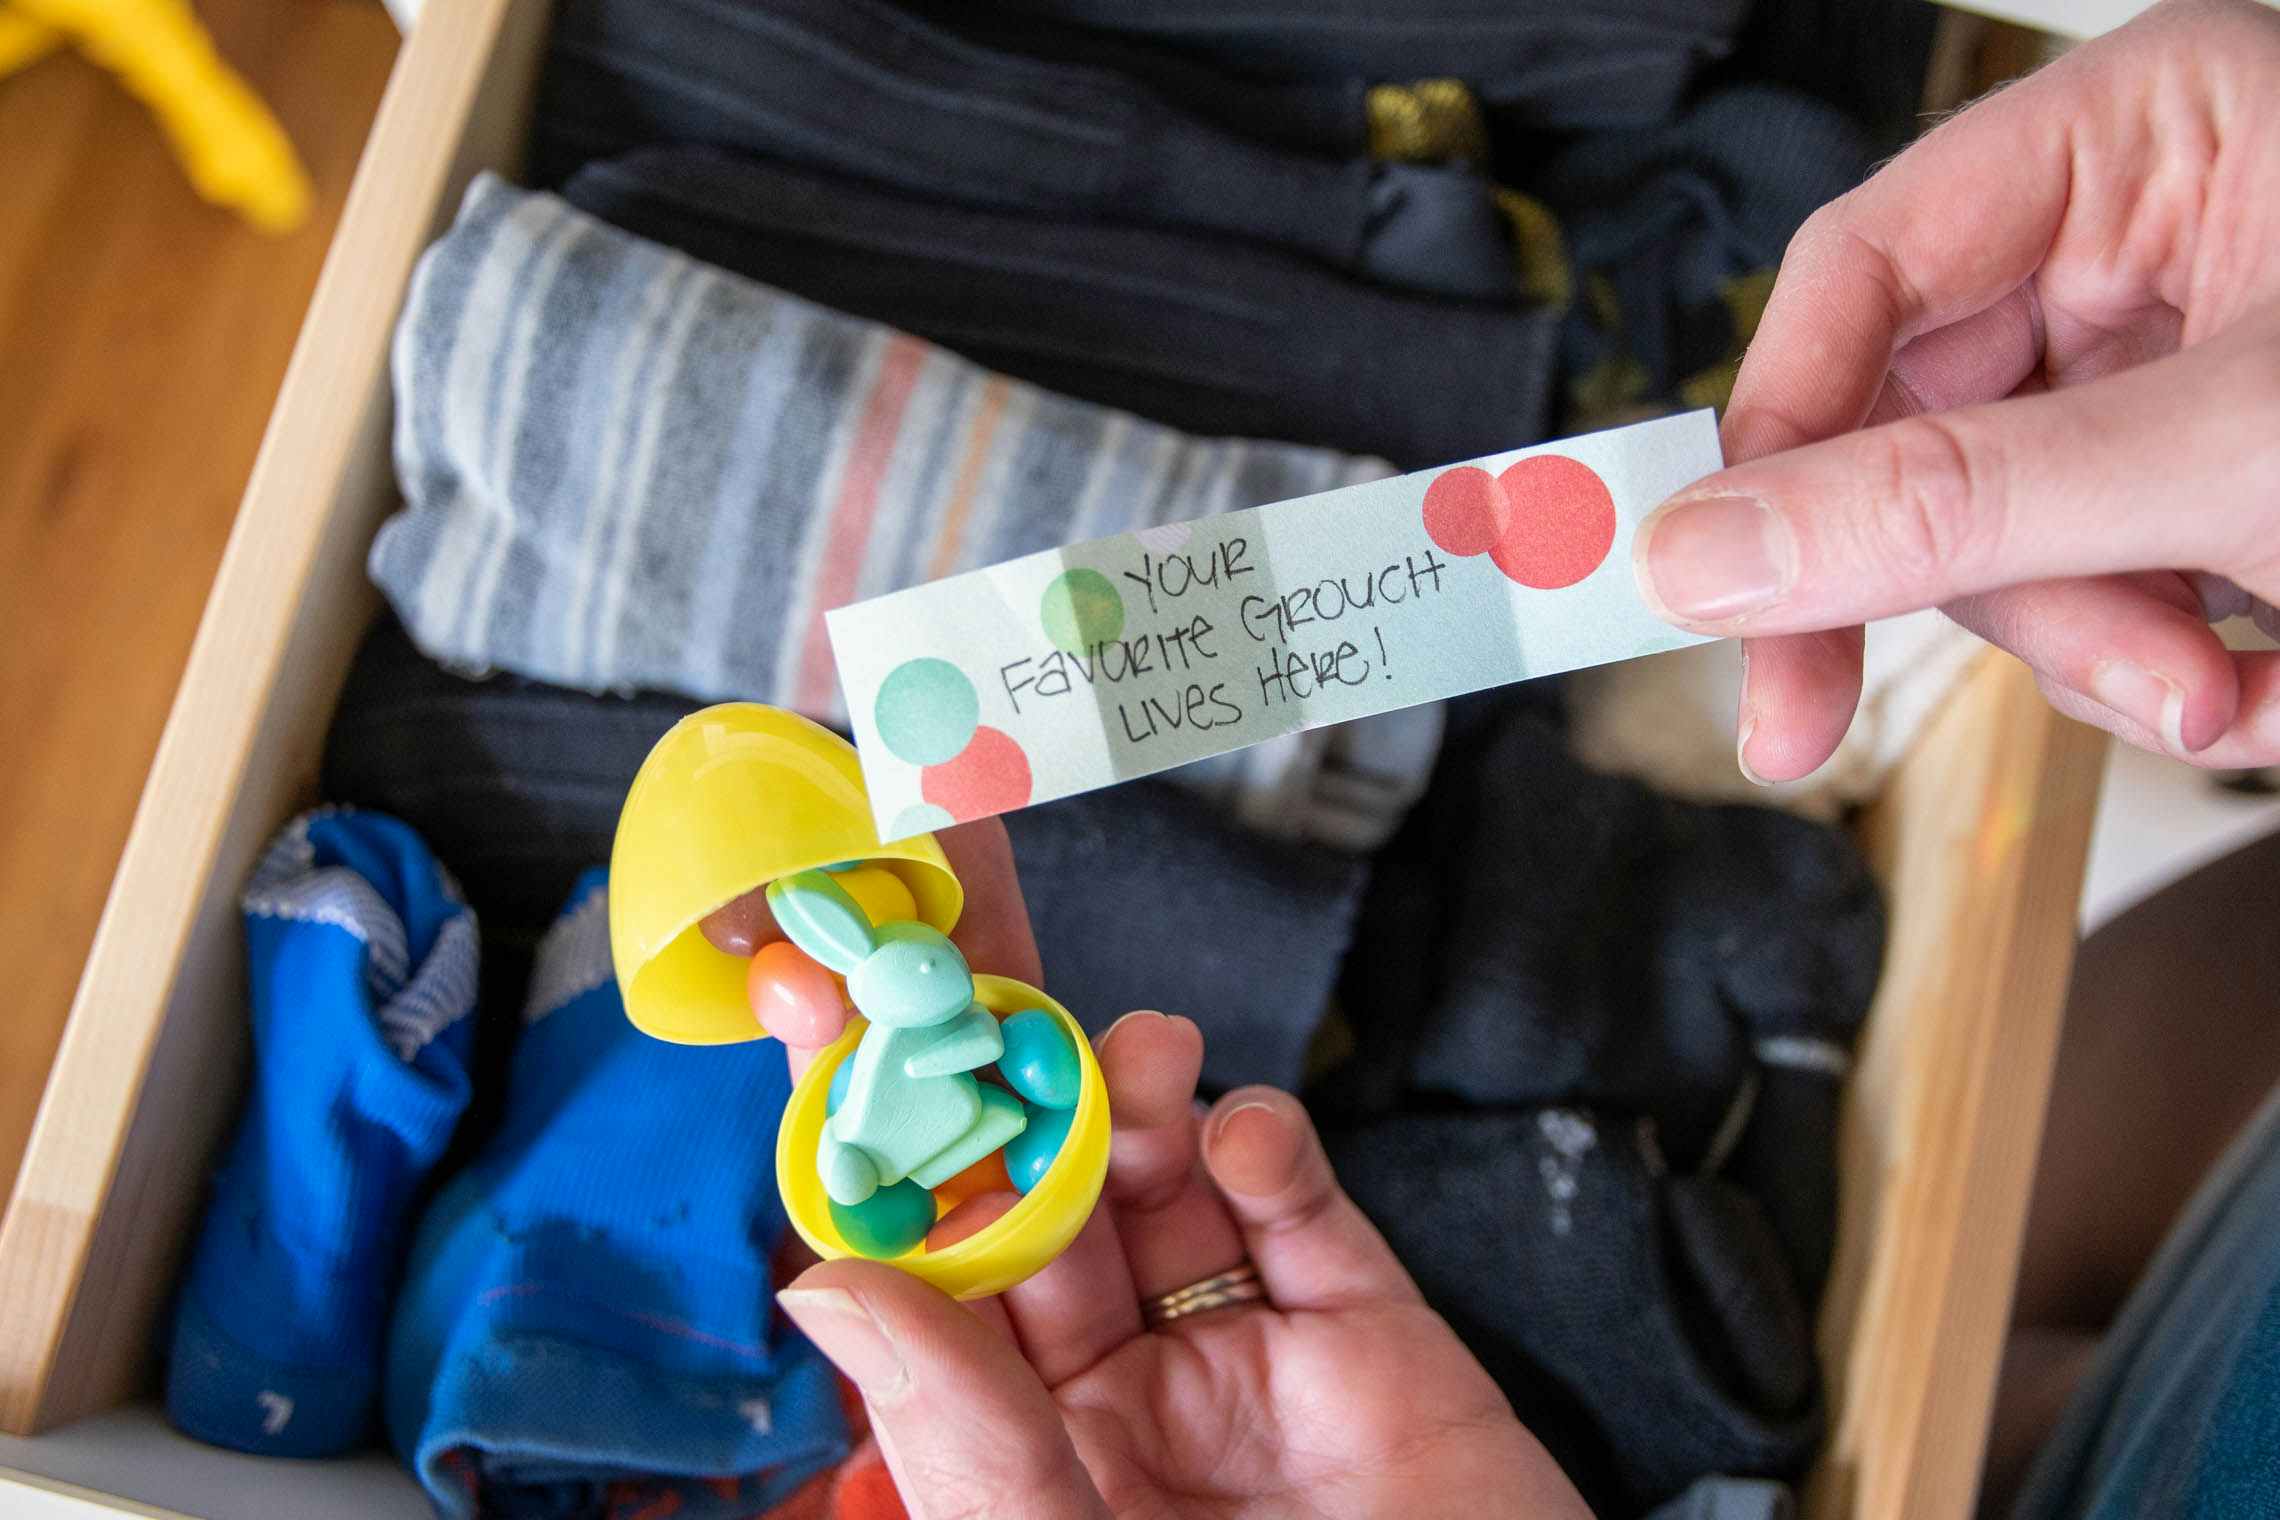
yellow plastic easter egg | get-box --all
[778,976,1110,1300]
[831,864,919,928]
[609,704,962,1044]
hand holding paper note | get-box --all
[828,410,1725,837]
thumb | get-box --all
[1633,321,2280,635]
[778,1261,1110,1520]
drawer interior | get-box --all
[0,3,2108,1516]
[0,0,554,1438]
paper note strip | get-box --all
[828,409,1722,837]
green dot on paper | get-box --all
[1040,568,1125,654]
[889,802,956,840]
[875,658,978,766]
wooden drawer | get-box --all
[0,0,2107,1513]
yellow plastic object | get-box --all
[0,10,64,78]
[11,0,311,232]
[609,703,962,1045]
[832,864,918,930]
[779,976,1111,1300]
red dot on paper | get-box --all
[921,726,1032,822]
[1488,454,1616,590]
[1421,466,1508,558]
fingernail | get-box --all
[777,1287,906,1397]
[1099,1009,1168,1053]
[1734,645,1771,787]
[1208,1100,1302,1198]
[1635,495,1795,624]
[2090,660,2187,753]
[1736,711,1772,787]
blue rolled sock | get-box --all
[385,871,845,1518]
[166,808,480,1457]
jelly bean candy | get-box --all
[830,1177,935,1259]
[999,1008,1080,1109]
[1005,1101,1075,1194]
[832,864,917,929]
[749,940,844,1044]
[748,941,845,1047]
[926,1195,1014,1251]
[829,1175,934,1257]
[930,1146,1015,1212]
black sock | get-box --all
[1327,1108,1822,1515]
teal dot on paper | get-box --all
[889,802,956,840]
[1040,568,1125,654]
[874,658,979,765]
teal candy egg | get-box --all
[829,1178,936,1258]
[1000,1008,1080,1109]
[826,1055,853,1115]
[1005,1102,1076,1194]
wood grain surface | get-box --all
[0,0,397,1194]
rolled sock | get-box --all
[1645,1477,1796,1520]
[1401,705,1754,1160]
[384,872,845,1518]
[165,809,479,1457]
[371,181,1437,844]
[1333,695,1881,1182]
[530,0,1518,300]
[1326,1108,1822,1515]
[559,145,1557,469]
[1653,799,1883,1299]
[1312,684,1565,1123]
[372,176,1389,738]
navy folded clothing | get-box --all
[1000,778,1365,1093]
[324,616,1362,1094]
[531,0,1519,301]
[1536,83,1874,421]
[1732,0,1940,155]
[560,146,1556,469]
[896,0,1751,131]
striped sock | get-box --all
[371,177,1433,842]
[165,809,479,1456]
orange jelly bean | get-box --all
[930,1148,1015,1214]
[746,940,846,1046]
